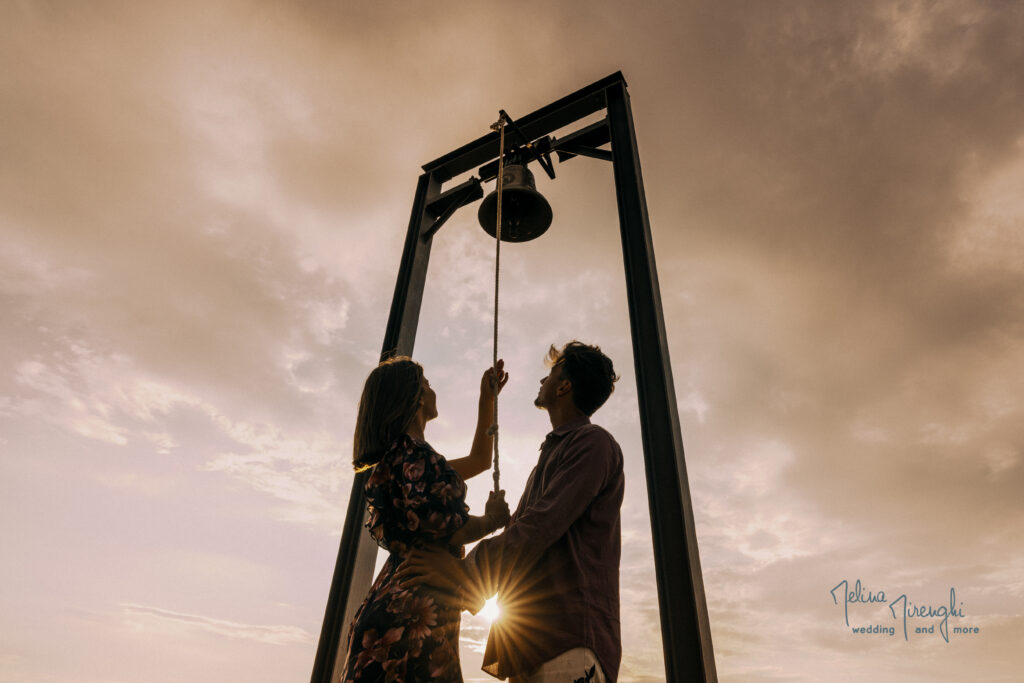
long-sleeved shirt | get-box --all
[465,416,624,682]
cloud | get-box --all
[120,603,312,646]
[201,431,347,529]
[5,333,349,528]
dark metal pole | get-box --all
[606,81,717,681]
[311,172,441,683]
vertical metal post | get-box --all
[311,172,441,683]
[606,81,717,681]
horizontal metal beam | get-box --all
[476,137,553,183]
[421,72,626,182]
[552,118,612,162]
[423,177,483,240]
[556,144,612,162]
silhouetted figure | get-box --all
[340,357,509,683]
[399,342,623,683]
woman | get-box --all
[339,356,510,683]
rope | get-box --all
[489,114,505,493]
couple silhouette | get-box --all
[340,342,623,683]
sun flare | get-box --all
[481,596,501,623]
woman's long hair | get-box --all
[352,357,424,472]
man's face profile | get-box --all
[534,362,565,410]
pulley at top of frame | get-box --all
[477,162,553,242]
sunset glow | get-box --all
[481,597,501,624]
[2,2,1022,682]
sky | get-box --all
[1,1,1022,681]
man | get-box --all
[398,341,624,683]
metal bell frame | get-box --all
[311,72,717,683]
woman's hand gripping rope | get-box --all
[480,359,508,405]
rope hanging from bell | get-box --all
[488,114,506,493]
[481,111,556,492]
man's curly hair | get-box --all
[546,341,619,416]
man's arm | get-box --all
[470,428,618,593]
[395,489,508,611]
[395,548,487,613]
[398,428,618,607]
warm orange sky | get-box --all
[2,2,1022,681]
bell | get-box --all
[478,164,553,242]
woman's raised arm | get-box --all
[446,360,508,481]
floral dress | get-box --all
[340,434,470,683]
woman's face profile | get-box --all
[419,375,438,422]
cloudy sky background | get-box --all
[2,1,1022,681]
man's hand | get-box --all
[395,547,466,594]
